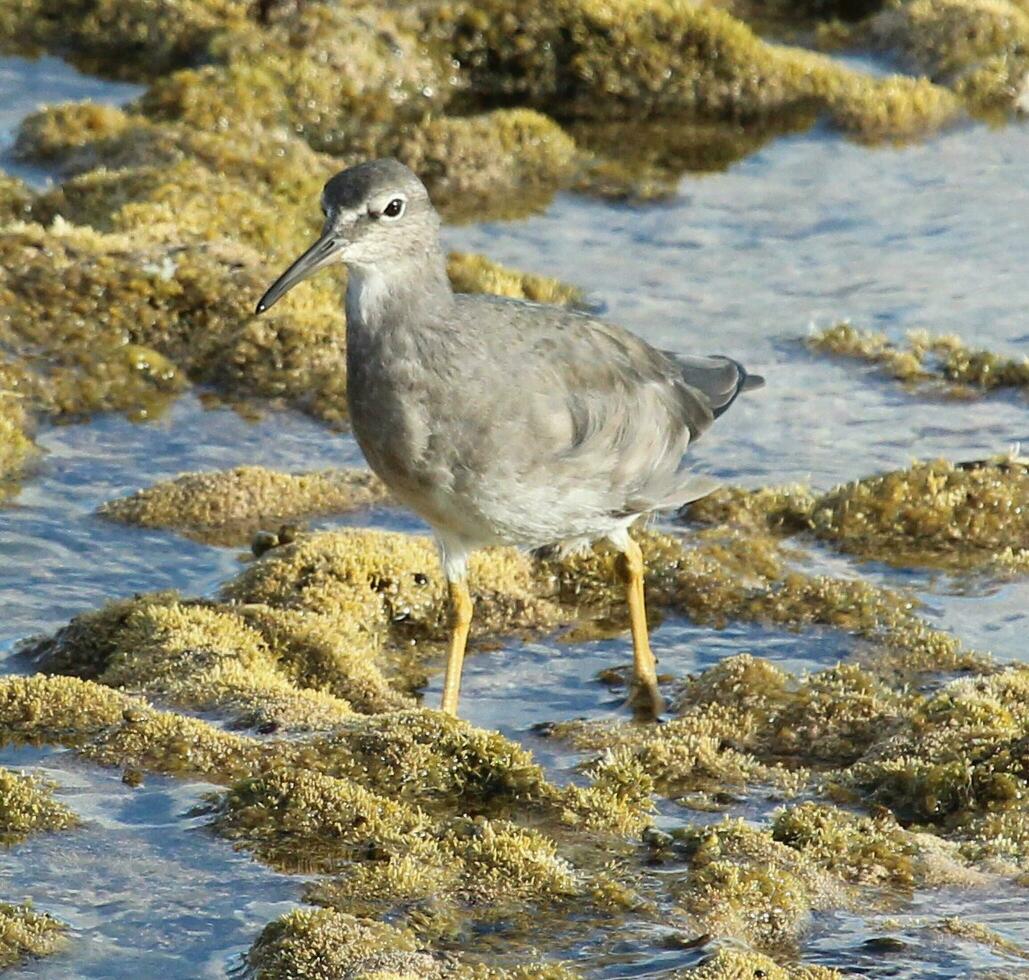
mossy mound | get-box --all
[0,219,346,424]
[680,948,842,979]
[0,173,34,225]
[447,253,585,307]
[245,907,582,979]
[137,5,450,147]
[0,768,79,845]
[841,664,1029,828]
[99,465,391,545]
[685,455,1029,574]
[871,0,1029,112]
[0,366,37,490]
[0,0,252,79]
[555,653,914,796]
[245,910,423,980]
[428,0,959,138]
[221,529,563,648]
[808,456,1029,572]
[392,110,577,223]
[0,903,67,971]
[666,819,841,950]
[809,323,1029,394]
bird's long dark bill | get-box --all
[254,231,339,314]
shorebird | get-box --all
[256,159,763,719]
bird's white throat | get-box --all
[345,266,395,328]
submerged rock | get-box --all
[99,465,391,545]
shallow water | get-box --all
[1,55,1028,978]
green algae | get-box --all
[809,322,1029,394]
[0,219,343,423]
[0,902,66,971]
[138,5,450,144]
[0,767,78,845]
[99,465,391,546]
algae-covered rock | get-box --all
[871,0,1029,112]
[0,172,33,225]
[809,456,1029,573]
[841,665,1029,826]
[808,323,1029,393]
[446,253,585,306]
[429,0,959,138]
[0,768,79,845]
[99,466,391,545]
[0,218,347,424]
[678,948,842,979]
[222,529,563,647]
[393,109,577,222]
[245,909,422,980]
[671,819,839,950]
[0,0,251,78]
[0,376,37,490]
[0,902,67,971]
[138,6,451,148]
[685,454,1029,574]
[245,906,584,978]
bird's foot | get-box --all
[626,678,666,723]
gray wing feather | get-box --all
[451,295,761,517]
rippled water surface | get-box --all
[1,55,1028,978]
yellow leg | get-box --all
[617,537,664,720]
[440,578,473,716]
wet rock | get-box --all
[0,767,78,845]
[99,465,391,545]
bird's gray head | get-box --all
[255,158,439,314]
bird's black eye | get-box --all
[383,198,405,219]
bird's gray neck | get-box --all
[345,250,453,333]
